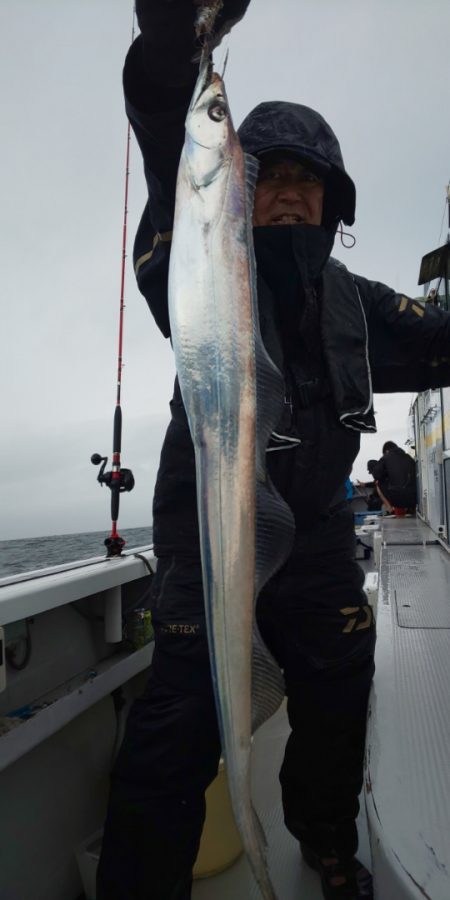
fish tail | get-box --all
[250,802,279,900]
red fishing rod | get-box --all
[91,11,136,558]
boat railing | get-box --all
[0,545,156,771]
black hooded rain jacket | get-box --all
[123,37,450,557]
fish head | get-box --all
[184,61,236,188]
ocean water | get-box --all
[0,526,153,580]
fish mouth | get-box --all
[189,54,214,109]
[271,214,305,225]
[190,55,224,112]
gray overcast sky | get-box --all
[1,0,449,540]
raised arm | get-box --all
[124,0,251,335]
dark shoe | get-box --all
[301,843,373,899]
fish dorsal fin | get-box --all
[244,152,259,222]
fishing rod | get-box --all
[447,181,450,242]
[91,10,136,558]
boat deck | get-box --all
[193,515,450,900]
[366,515,450,899]
[193,702,371,900]
[2,516,450,898]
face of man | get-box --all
[253,156,325,228]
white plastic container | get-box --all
[364,571,379,619]
[373,531,382,569]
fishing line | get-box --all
[91,6,137,557]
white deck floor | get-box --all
[365,516,450,899]
[192,701,372,900]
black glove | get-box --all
[195,0,252,50]
[135,0,251,87]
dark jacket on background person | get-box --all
[370,447,416,494]
[123,35,450,557]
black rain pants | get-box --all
[97,507,375,900]
[378,481,416,510]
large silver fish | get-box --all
[168,57,294,900]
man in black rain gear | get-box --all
[368,442,417,514]
[97,3,450,899]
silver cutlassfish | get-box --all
[168,14,295,899]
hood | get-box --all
[238,101,356,226]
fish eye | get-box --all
[208,100,227,122]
